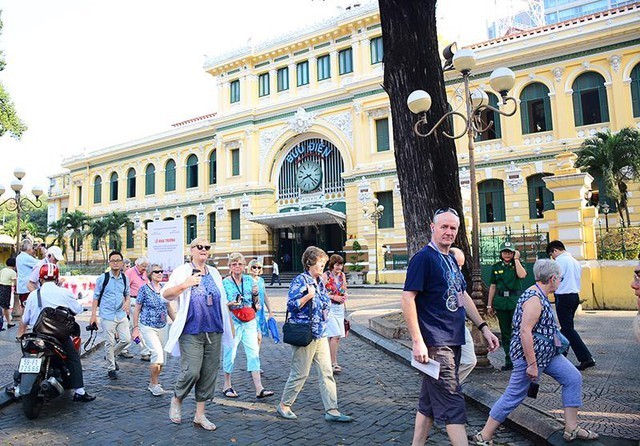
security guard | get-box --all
[487,241,527,371]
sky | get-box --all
[0,0,495,194]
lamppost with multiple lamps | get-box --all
[363,198,384,285]
[406,44,518,365]
[0,168,44,252]
[599,200,610,232]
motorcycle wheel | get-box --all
[22,377,43,420]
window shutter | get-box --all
[572,92,583,126]
[376,118,390,152]
[231,210,241,240]
[598,85,610,122]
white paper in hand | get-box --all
[411,357,440,380]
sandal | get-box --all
[563,426,599,442]
[169,397,182,424]
[193,414,217,431]
[256,389,274,399]
[472,432,493,446]
[332,364,342,374]
[223,387,239,398]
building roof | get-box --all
[171,113,217,128]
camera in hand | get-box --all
[86,322,98,331]
[527,382,539,399]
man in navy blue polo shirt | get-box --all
[402,208,499,446]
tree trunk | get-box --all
[379,0,471,263]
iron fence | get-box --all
[596,221,640,260]
[479,225,549,265]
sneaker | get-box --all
[118,351,134,359]
[148,383,164,396]
[140,354,151,362]
[73,392,96,402]
[107,370,118,380]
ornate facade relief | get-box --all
[505,161,524,193]
[288,107,317,134]
[358,176,373,203]
[323,111,353,142]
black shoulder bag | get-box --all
[32,289,78,341]
[282,295,314,347]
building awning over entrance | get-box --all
[0,234,15,248]
[247,208,346,229]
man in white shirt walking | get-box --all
[546,240,595,371]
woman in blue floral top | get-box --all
[474,260,599,445]
[276,246,353,423]
[132,264,176,397]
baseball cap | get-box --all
[47,246,65,261]
[500,241,516,252]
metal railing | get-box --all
[597,221,640,260]
[479,224,549,265]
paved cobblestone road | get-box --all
[0,288,533,445]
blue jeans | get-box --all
[223,319,261,373]
[489,355,582,423]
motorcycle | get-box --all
[13,329,81,419]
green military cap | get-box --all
[500,241,516,252]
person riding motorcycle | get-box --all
[17,263,96,402]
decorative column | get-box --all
[543,151,598,260]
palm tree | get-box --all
[47,218,68,255]
[65,210,90,263]
[86,218,109,265]
[104,212,132,252]
[576,127,640,227]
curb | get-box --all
[0,338,105,411]
[349,321,633,446]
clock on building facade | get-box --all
[296,160,323,192]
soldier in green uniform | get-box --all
[487,241,527,371]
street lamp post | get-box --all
[0,168,44,252]
[363,199,384,285]
[599,201,610,231]
[407,45,518,365]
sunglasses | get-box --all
[193,244,211,251]
[251,265,262,270]
[634,270,640,281]
[434,207,459,218]
[152,270,163,274]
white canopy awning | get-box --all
[247,208,346,229]
[0,234,16,247]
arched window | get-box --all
[475,92,501,141]
[145,164,155,195]
[572,72,609,126]
[109,172,119,201]
[186,154,198,188]
[209,150,217,185]
[126,168,136,198]
[631,63,640,118]
[185,215,197,243]
[165,159,176,192]
[527,173,555,219]
[478,179,506,222]
[126,221,134,249]
[520,83,552,134]
[93,175,102,204]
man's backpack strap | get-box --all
[96,271,128,305]
[37,288,42,309]
[96,272,110,306]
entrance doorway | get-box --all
[276,223,345,272]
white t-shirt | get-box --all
[272,261,279,275]
[22,281,83,326]
[555,251,581,294]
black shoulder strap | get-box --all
[96,272,110,305]
[37,288,42,309]
[121,273,127,297]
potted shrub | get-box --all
[346,240,367,285]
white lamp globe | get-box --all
[10,179,23,192]
[489,67,516,95]
[407,90,432,114]
[31,185,44,198]
[13,167,26,180]
[452,48,477,73]
[471,89,489,108]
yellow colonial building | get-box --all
[53,2,640,293]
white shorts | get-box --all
[139,324,168,364]
[325,303,345,338]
